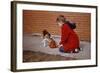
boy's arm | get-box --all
[60,24,70,45]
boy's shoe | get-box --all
[72,48,79,53]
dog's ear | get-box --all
[42,29,51,39]
[42,29,47,38]
[42,29,48,35]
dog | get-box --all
[42,29,58,48]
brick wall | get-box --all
[23,10,91,41]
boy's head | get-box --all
[56,15,66,27]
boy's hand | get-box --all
[57,44,63,48]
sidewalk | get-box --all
[23,34,91,60]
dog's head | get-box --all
[42,29,51,39]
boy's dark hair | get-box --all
[56,15,76,29]
[66,21,76,29]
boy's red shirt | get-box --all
[60,23,79,52]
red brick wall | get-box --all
[23,10,91,41]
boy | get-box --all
[56,15,80,53]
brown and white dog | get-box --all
[42,29,58,48]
